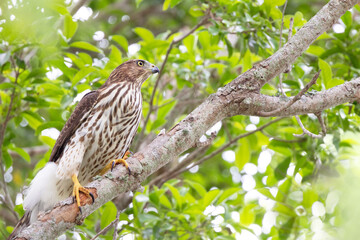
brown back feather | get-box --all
[49,91,99,163]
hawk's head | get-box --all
[105,59,159,87]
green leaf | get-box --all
[64,14,78,39]
[273,203,296,217]
[101,201,117,229]
[15,56,25,69]
[235,138,250,170]
[108,45,122,66]
[2,148,12,169]
[240,204,256,226]
[0,82,17,90]
[8,145,31,162]
[184,179,207,197]
[189,5,204,17]
[72,67,96,86]
[78,53,93,65]
[21,111,43,130]
[217,188,240,204]
[159,194,172,209]
[36,121,64,136]
[272,0,286,6]
[208,26,220,36]
[39,135,56,148]
[170,0,182,8]
[163,0,182,10]
[306,45,325,56]
[202,189,220,207]
[276,177,292,202]
[53,4,68,15]
[242,49,252,72]
[293,11,305,27]
[223,37,233,58]
[270,7,282,20]
[158,100,176,119]
[274,157,291,180]
[341,11,352,27]
[165,183,183,209]
[111,35,129,51]
[133,27,154,41]
[198,30,211,50]
[318,58,332,89]
[183,34,195,53]
[70,41,102,53]
[303,189,318,209]
[163,0,171,10]
[257,188,276,200]
[135,0,143,8]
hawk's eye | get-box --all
[137,61,144,67]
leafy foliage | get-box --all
[1,0,360,239]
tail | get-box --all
[8,162,59,239]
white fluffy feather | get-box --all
[23,162,60,222]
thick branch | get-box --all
[257,71,320,117]
[227,77,360,117]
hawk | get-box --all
[9,59,159,238]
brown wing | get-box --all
[49,91,99,163]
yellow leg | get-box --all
[71,174,94,211]
[100,151,131,175]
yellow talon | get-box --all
[100,151,131,175]
[71,174,94,211]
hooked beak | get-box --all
[151,65,159,74]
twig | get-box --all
[293,115,324,138]
[258,70,321,117]
[112,211,120,240]
[135,14,210,150]
[194,132,217,147]
[223,121,233,141]
[156,118,285,185]
[0,57,21,221]
[70,0,90,15]
[260,130,306,143]
[90,215,119,240]
[149,145,210,187]
[315,112,326,135]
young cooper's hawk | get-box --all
[9,59,159,238]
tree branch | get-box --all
[11,0,359,238]
[70,0,90,15]
[228,77,360,117]
[257,70,320,117]
[294,115,324,138]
